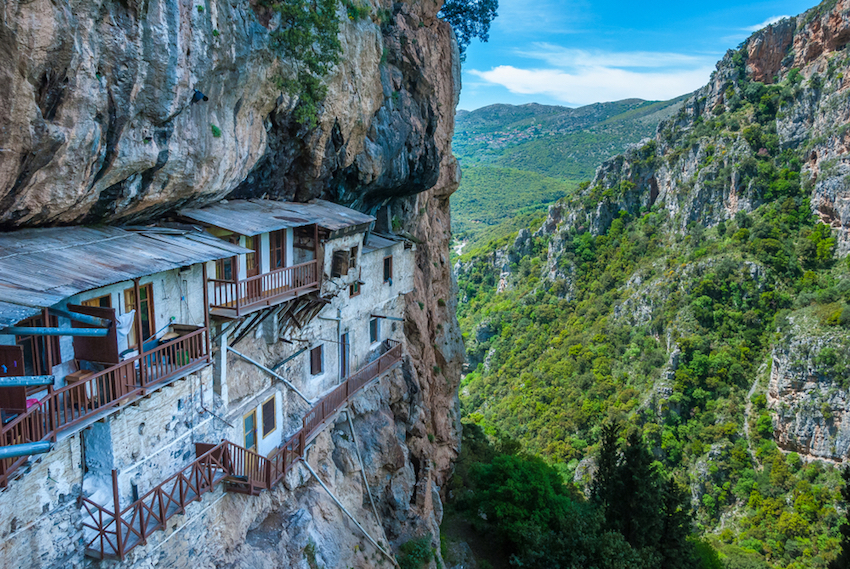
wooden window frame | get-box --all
[310,345,323,375]
[270,230,286,269]
[244,235,260,277]
[383,255,393,283]
[124,283,155,350]
[262,395,276,438]
[349,281,361,297]
[349,246,358,269]
[81,294,112,308]
[243,409,257,451]
[215,257,236,281]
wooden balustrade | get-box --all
[80,338,403,560]
[0,327,210,488]
[209,260,319,317]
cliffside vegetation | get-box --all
[449,8,850,567]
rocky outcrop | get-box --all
[768,309,850,461]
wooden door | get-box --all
[124,284,155,351]
[0,345,26,413]
[244,235,261,303]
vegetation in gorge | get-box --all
[451,46,850,569]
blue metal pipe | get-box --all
[0,376,54,387]
[0,441,53,460]
[0,327,108,337]
[49,307,112,327]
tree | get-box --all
[438,0,498,58]
[829,466,850,569]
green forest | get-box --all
[451,99,684,252]
[445,40,850,569]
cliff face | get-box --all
[0,0,461,566]
[0,0,456,223]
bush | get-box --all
[398,534,434,569]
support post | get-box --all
[43,308,55,441]
[202,263,212,362]
[112,469,124,559]
[133,278,145,387]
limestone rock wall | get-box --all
[768,309,850,461]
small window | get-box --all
[383,256,393,283]
[262,396,276,438]
[332,250,350,278]
[310,345,324,375]
[369,317,380,344]
[216,257,235,281]
[349,246,358,269]
[350,281,361,297]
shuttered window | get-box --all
[310,345,323,375]
[331,250,350,277]
[262,396,276,438]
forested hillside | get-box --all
[448,2,850,568]
[452,98,685,252]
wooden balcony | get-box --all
[81,339,403,560]
[0,327,211,488]
[208,260,320,318]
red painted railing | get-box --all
[0,328,210,488]
[81,339,403,560]
[209,260,319,316]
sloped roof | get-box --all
[362,233,400,254]
[0,226,249,327]
[179,199,375,236]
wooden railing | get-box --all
[0,328,210,488]
[81,339,403,560]
[209,260,320,316]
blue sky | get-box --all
[458,0,818,110]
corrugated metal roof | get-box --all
[0,226,249,327]
[179,199,375,236]
[362,234,399,254]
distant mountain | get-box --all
[451,97,687,251]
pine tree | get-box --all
[592,421,623,534]
[658,476,696,569]
[830,466,850,569]
[619,429,662,549]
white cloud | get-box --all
[746,15,791,32]
[520,44,708,69]
[469,64,714,106]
